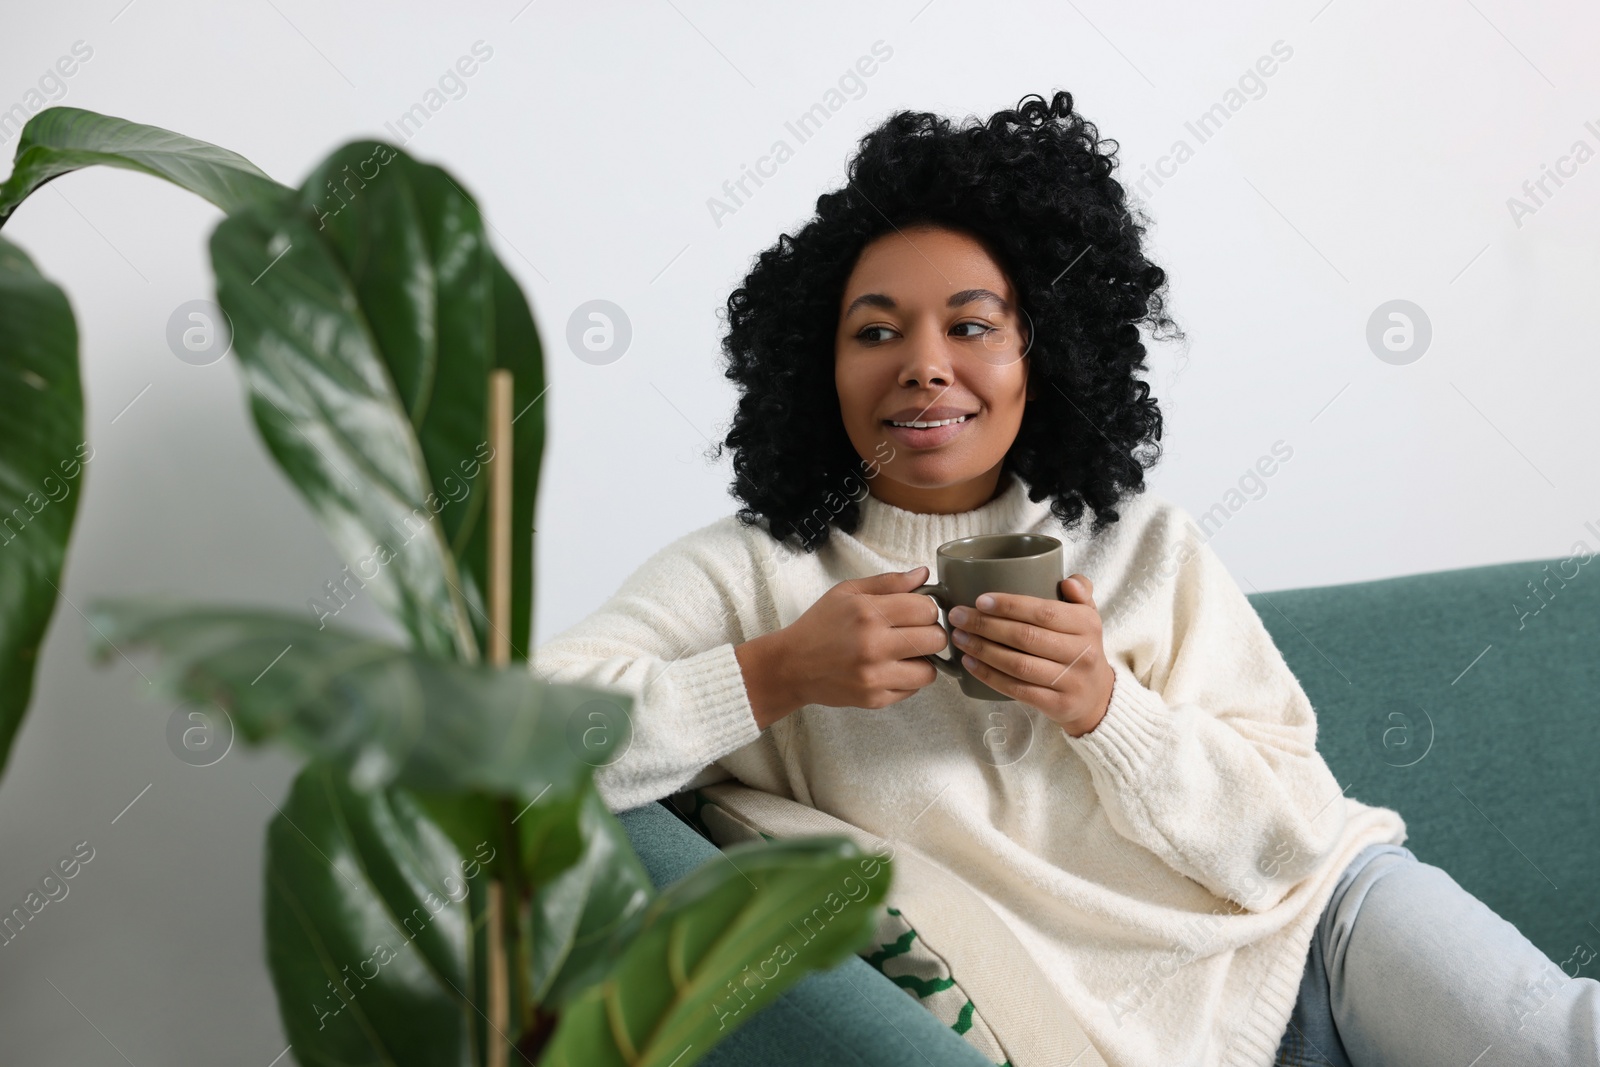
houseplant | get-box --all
[0,106,891,1066]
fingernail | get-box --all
[976,594,995,610]
[949,607,969,626]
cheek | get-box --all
[973,365,1028,411]
[834,365,874,421]
[1004,366,1032,408]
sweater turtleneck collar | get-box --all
[846,469,1048,564]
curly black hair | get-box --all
[708,89,1185,554]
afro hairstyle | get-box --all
[708,89,1185,554]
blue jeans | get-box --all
[1272,843,1600,1066]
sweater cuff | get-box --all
[1061,658,1176,781]
[673,642,766,756]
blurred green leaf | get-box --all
[265,763,487,1065]
[0,236,83,777]
[528,778,654,1009]
[540,836,892,1067]
[404,778,656,1019]
[85,601,628,799]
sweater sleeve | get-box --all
[530,516,772,813]
[1061,503,1350,914]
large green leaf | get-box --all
[527,779,654,1010]
[0,106,287,227]
[208,141,544,662]
[403,779,654,1023]
[266,762,488,1066]
[208,195,473,661]
[267,773,880,1067]
[0,107,284,774]
[308,147,546,661]
[84,601,626,798]
[540,836,893,1067]
[0,236,83,777]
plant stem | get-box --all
[486,880,510,1067]
[496,793,536,1059]
[499,795,534,1030]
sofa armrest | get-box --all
[616,801,997,1067]
[1251,554,1600,962]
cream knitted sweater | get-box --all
[531,470,1408,1067]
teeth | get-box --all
[890,415,970,428]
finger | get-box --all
[883,657,941,689]
[870,590,952,628]
[895,623,956,660]
[1060,573,1096,609]
[955,628,1082,689]
[871,659,940,701]
[872,613,944,664]
[952,607,1075,659]
[845,579,938,660]
[961,654,1079,715]
[958,654,1063,709]
[959,591,1088,638]
[842,566,930,596]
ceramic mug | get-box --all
[915,532,1067,701]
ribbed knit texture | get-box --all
[532,470,1408,1067]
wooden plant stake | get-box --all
[485,368,514,1067]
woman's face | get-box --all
[834,223,1033,515]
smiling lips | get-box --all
[882,411,977,448]
[882,404,975,424]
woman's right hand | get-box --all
[738,566,949,727]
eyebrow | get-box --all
[842,288,1012,319]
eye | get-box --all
[853,321,996,344]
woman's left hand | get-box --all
[946,573,1114,737]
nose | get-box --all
[897,322,955,389]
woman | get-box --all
[533,91,1599,1066]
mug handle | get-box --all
[913,582,963,677]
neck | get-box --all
[849,468,1041,562]
[864,465,1007,515]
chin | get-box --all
[877,460,985,490]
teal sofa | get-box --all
[616,553,1600,1065]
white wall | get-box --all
[1,1,1594,1062]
